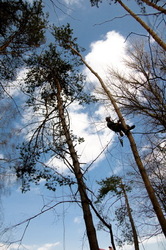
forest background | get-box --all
[0,0,165,250]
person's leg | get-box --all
[124,125,135,134]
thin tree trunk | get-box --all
[68,45,166,237]
[55,79,99,250]
[90,201,116,250]
[141,0,166,14]
[117,0,166,51]
[121,183,139,250]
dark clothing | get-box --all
[107,120,124,136]
[106,117,135,137]
[107,120,124,133]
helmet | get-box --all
[105,117,111,122]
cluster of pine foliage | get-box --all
[0,1,165,249]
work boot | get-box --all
[129,125,135,130]
[125,125,135,135]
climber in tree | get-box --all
[106,117,135,137]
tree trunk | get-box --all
[117,0,166,51]
[55,79,99,250]
[141,0,166,14]
[127,132,166,237]
[90,202,116,250]
[69,46,166,237]
[121,184,139,250]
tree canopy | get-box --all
[0,1,165,249]
[0,0,47,81]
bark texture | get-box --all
[56,79,100,250]
[117,0,166,51]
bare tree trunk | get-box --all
[68,46,166,237]
[141,0,166,14]
[55,79,99,250]
[117,0,166,51]
[121,183,139,250]
[90,202,116,250]
[127,132,166,237]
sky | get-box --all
[0,0,166,250]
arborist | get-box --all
[106,117,135,137]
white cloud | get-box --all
[45,102,113,173]
[84,30,129,85]
[38,242,60,250]
[0,242,60,250]
[6,68,28,98]
[63,0,82,6]
[1,234,165,250]
[82,30,135,121]
[68,102,113,166]
[117,234,166,250]
[46,155,69,173]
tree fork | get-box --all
[55,79,100,250]
[68,45,166,236]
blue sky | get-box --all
[0,0,166,250]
